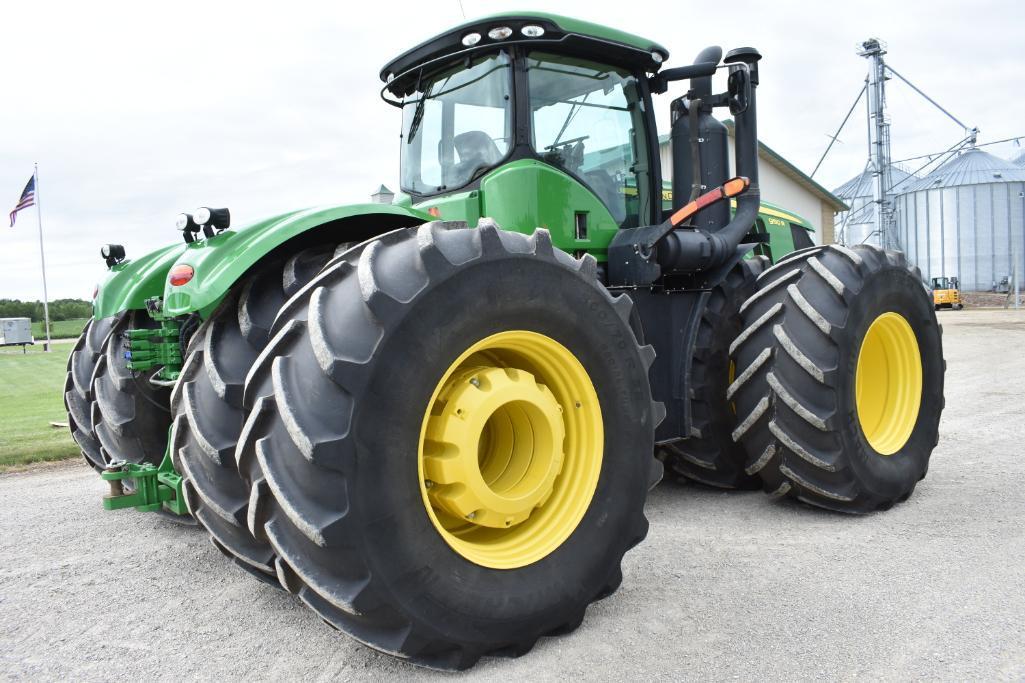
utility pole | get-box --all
[858,39,894,251]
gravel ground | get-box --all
[2,309,1023,681]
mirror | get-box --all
[727,68,750,115]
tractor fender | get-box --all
[93,242,188,319]
[161,203,431,318]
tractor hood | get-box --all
[93,203,430,320]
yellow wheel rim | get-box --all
[855,312,923,455]
[417,331,603,569]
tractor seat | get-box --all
[451,131,503,182]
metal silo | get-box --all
[895,148,1025,291]
[834,166,916,247]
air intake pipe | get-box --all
[657,47,763,273]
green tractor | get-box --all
[66,13,945,669]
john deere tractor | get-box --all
[66,13,944,669]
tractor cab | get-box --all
[381,12,766,287]
[382,14,666,244]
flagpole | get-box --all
[34,162,52,352]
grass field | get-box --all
[30,318,88,340]
[0,342,80,470]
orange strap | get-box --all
[669,176,750,226]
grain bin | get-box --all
[894,148,1025,291]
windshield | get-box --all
[527,52,651,227]
[400,52,513,195]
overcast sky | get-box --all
[2,0,1024,300]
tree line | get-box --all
[0,298,92,322]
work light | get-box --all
[521,25,545,38]
[461,32,481,46]
[487,26,512,40]
[193,207,231,231]
[101,243,126,267]
[175,213,197,231]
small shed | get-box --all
[0,318,33,346]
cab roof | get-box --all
[380,12,669,96]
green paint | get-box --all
[414,190,482,228]
[100,431,186,516]
[161,203,430,317]
[92,242,185,319]
[124,300,182,381]
[415,159,621,259]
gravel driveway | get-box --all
[2,309,1023,681]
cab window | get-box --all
[527,52,651,228]
[400,52,513,195]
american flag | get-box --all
[9,175,35,227]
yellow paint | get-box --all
[417,331,603,569]
[855,312,923,455]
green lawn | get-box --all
[0,343,80,470]
[31,318,88,340]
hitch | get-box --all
[100,430,188,516]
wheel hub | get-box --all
[417,330,603,569]
[423,366,565,528]
[855,311,923,455]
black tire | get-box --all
[91,311,173,467]
[236,221,660,669]
[64,317,117,471]
[171,244,340,583]
[660,255,768,489]
[729,244,944,513]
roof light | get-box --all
[169,264,195,287]
[488,26,513,40]
[651,51,664,64]
[461,32,481,46]
[521,25,545,38]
